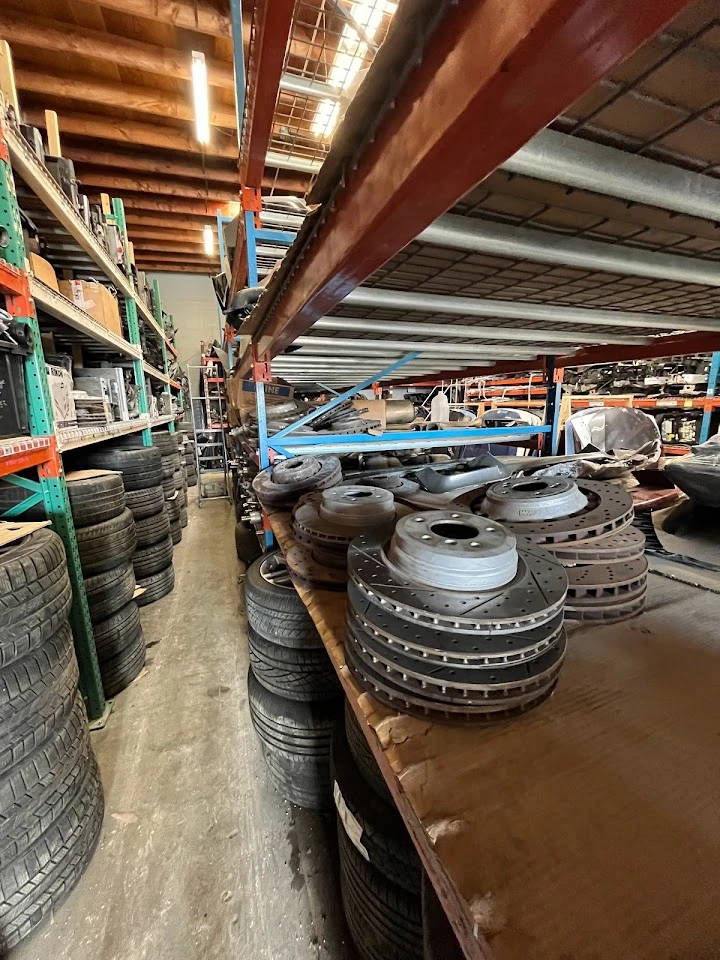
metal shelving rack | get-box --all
[0,107,181,720]
[187,360,231,506]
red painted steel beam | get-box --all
[255,0,693,360]
[240,0,295,189]
[388,331,720,386]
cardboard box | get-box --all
[58,280,122,338]
[29,253,59,292]
[46,362,77,429]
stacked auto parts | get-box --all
[480,476,647,623]
[346,510,569,721]
[252,455,342,508]
[287,485,397,589]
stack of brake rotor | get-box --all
[287,485,398,590]
[252,455,342,508]
[346,510,569,721]
[480,476,647,623]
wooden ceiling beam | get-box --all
[133,240,210,253]
[24,108,237,159]
[78,171,238,202]
[136,253,219,265]
[125,212,216,228]
[0,12,234,87]
[85,0,231,37]
[67,147,237,183]
[137,265,217,274]
[126,228,207,243]
[95,194,240,216]
[15,69,237,127]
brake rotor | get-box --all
[348,535,566,633]
[483,476,588,521]
[292,486,398,569]
[565,555,648,600]
[549,525,646,564]
[345,622,562,722]
[253,455,342,507]
[387,511,518,591]
[285,542,348,591]
[564,585,647,623]
[353,475,421,497]
[347,583,564,666]
[475,479,634,544]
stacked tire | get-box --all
[73,438,175,608]
[184,438,197,488]
[335,706,423,960]
[0,528,104,948]
[245,551,341,809]
[67,473,146,698]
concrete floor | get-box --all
[13,493,353,960]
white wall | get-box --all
[148,273,222,374]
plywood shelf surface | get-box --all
[268,510,720,960]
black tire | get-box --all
[173,470,183,491]
[165,496,180,521]
[0,626,78,772]
[170,519,182,545]
[0,530,72,669]
[0,482,45,520]
[152,432,178,456]
[235,525,262,564]
[83,561,135,623]
[92,601,142,664]
[245,552,322,648]
[133,534,173,579]
[345,701,394,805]
[187,475,198,488]
[73,444,162,492]
[100,629,146,698]
[332,717,420,894]
[125,484,164,520]
[338,824,423,960]
[75,508,137,576]
[66,473,125,527]
[161,475,176,497]
[0,744,103,951]
[160,455,175,480]
[136,564,175,606]
[177,488,187,508]
[134,509,170,548]
[249,626,340,702]
[247,667,337,810]
[179,506,188,528]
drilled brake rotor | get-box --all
[565,555,648,599]
[347,580,564,666]
[549,525,646,564]
[285,542,348,591]
[345,623,562,721]
[348,535,567,633]
[253,455,342,507]
[564,587,647,623]
[474,479,634,544]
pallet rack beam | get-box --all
[246,0,692,364]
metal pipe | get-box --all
[294,335,550,357]
[419,213,720,289]
[282,341,545,358]
[315,315,648,346]
[344,287,720,332]
[504,129,720,223]
[265,149,323,174]
[279,73,341,102]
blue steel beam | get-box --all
[700,351,720,443]
[272,353,420,440]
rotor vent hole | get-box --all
[514,480,549,493]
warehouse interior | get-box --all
[2,1,720,959]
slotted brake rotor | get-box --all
[345,510,568,721]
[252,455,342,507]
[477,476,647,622]
[476,478,634,544]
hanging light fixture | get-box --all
[191,51,210,144]
[203,225,214,256]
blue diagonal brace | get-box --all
[271,353,420,441]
